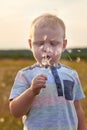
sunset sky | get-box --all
[0,0,87,49]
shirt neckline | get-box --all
[36,63,61,69]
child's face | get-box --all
[29,25,67,66]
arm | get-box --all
[74,100,87,130]
[9,74,47,118]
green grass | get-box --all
[0,59,87,130]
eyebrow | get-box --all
[33,39,60,43]
[33,40,44,43]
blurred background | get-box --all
[0,0,87,49]
[0,0,87,130]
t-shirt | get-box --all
[9,63,85,130]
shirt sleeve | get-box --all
[9,70,31,100]
[74,71,85,100]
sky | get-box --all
[0,0,87,49]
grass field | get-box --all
[0,59,87,130]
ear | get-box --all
[28,39,32,50]
[62,39,67,52]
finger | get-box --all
[35,82,46,88]
[35,81,46,86]
[34,78,47,84]
[38,74,48,80]
[36,78,47,83]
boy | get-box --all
[9,13,87,130]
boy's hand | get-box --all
[30,74,48,95]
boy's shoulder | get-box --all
[60,64,77,74]
[20,63,40,72]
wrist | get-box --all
[29,87,39,96]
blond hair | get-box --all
[29,13,66,39]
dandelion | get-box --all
[76,57,81,63]
[42,53,52,66]
[0,118,5,123]
[1,82,6,87]
[67,49,72,53]
[66,49,72,61]
[43,35,47,40]
[3,96,7,101]
[77,49,81,52]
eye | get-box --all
[50,41,59,46]
[39,41,44,46]
[33,41,44,46]
[36,41,44,46]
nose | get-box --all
[43,43,50,52]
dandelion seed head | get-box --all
[76,57,81,63]
[0,118,5,123]
[77,49,81,52]
[43,35,47,41]
[67,49,72,53]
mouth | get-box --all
[43,54,52,61]
[44,55,50,60]
[42,54,52,66]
